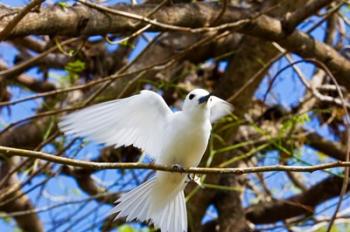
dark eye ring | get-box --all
[189,94,195,100]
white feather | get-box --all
[110,177,187,232]
[210,96,233,122]
[59,90,173,160]
[60,88,233,232]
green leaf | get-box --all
[71,188,81,196]
[13,228,23,232]
[64,59,86,83]
[57,2,69,9]
[0,213,12,223]
[119,40,135,48]
[315,225,340,232]
[316,151,328,161]
[279,113,310,136]
[65,60,86,74]
[43,119,55,141]
[118,225,137,232]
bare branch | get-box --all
[0,37,80,78]
[2,145,350,175]
[1,2,349,88]
[0,0,44,41]
[282,0,335,33]
[245,175,348,224]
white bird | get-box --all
[59,88,232,232]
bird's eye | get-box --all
[189,94,195,100]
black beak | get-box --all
[198,94,211,104]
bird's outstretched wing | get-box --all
[210,96,233,123]
[59,90,173,160]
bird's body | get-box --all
[59,89,232,232]
[148,110,212,217]
[158,110,211,167]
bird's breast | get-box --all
[158,117,211,168]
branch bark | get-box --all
[0,0,44,40]
[245,175,349,224]
[1,3,350,89]
[0,3,350,88]
[306,132,347,161]
[282,0,335,33]
[2,145,350,174]
[0,118,53,232]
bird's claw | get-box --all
[186,173,202,187]
[171,164,202,186]
[172,164,185,172]
[187,173,195,181]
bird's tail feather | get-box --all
[110,177,187,232]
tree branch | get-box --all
[1,2,349,89]
[2,145,350,175]
[306,132,347,161]
[0,0,44,41]
[282,0,335,33]
[245,175,349,224]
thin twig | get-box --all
[0,107,79,136]
[0,37,80,78]
[263,56,350,231]
[105,24,151,45]
[273,43,350,108]
[0,191,117,217]
[0,62,165,107]
[315,60,350,232]
[77,0,251,33]
[105,0,168,45]
[1,145,350,175]
[211,0,228,26]
[282,0,335,33]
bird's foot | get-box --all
[186,173,203,187]
[172,164,185,172]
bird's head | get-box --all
[183,89,212,113]
[183,88,233,122]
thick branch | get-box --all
[0,60,56,92]
[13,75,56,93]
[245,175,349,224]
[1,2,349,88]
[0,185,44,232]
[306,132,347,161]
[0,118,56,231]
[282,0,335,33]
[62,166,118,204]
[0,118,54,148]
[1,3,248,37]
[0,0,44,40]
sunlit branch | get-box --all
[0,145,350,175]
